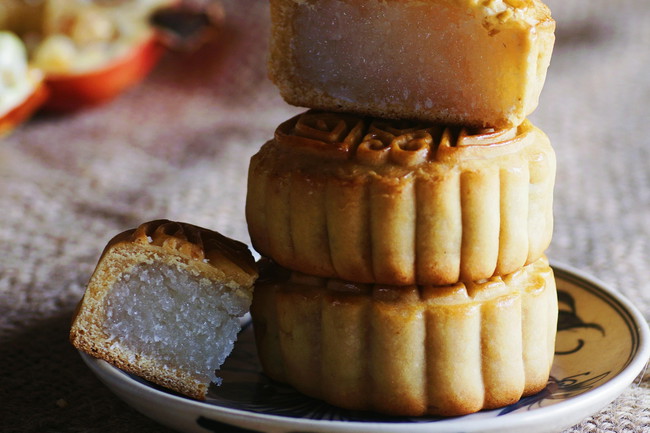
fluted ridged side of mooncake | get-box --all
[246,111,555,285]
[250,256,557,416]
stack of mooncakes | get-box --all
[246,0,558,416]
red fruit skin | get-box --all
[42,35,165,112]
[0,81,49,137]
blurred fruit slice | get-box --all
[0,31,47,136]
[34,0,224,111]
[1,0,225,115]
[31,0,175,111]
[40,34,164,111]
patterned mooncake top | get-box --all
[274,110,538,167]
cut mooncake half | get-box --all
[268,0,555,128]
[250,256,558,417]
[246,111,556,286]
[70,219,258,400]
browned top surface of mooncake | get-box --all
[273,110,538,168]
[103,219,258,283]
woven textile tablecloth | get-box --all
[1,0,649,431]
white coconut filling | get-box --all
[103,261,251,385]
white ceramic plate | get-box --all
[80,263,650,433]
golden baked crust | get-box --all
[268,0,555,128]
[70,219,258,400]
[101,219,258,286]
[251,256,557,416]
[246,111,555,285]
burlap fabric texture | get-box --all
[1,0,648,432]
